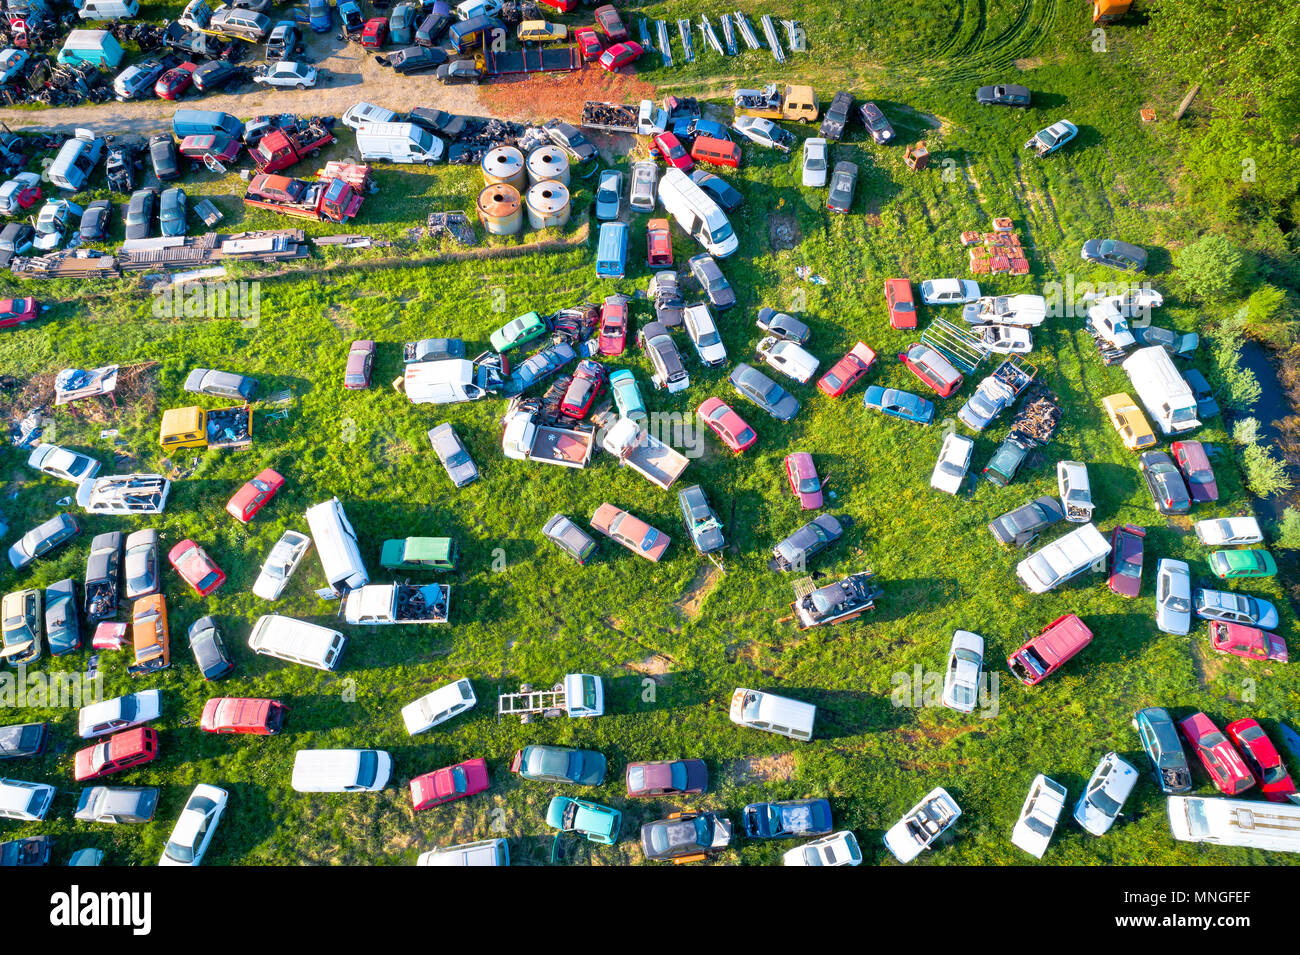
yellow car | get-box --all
[517,19,567,43]
[1102,393,1157,450]
[1,589,42,666]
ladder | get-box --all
[760,14,785,63]
[498,684,567,721]
[720,13,737,55]
[700,15,724,55]
[921,317,988,373]
[734,10,761,50]
[656,20,672,66]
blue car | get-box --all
[308,0,331,32]
[1024,119,1077,158]
[742,799,833,839]
[863,386,934,425]
[609,369,646,424]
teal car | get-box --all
[490,311,547,353]
[546,796,621,845]
[1209,549,1278,579]
[510,744,607,786]
[609,368,647,425]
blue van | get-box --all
[595,222,628,280]
[448,14,504,51]
[172,109,244,141]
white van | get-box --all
[1015,522,1110,594]
[1122,346,1199,434]
[658,168,738,258]
[342,101,399,130]
[291,749,392,792]
[247,614,347,671]
[77,0,139,19]
[304,497,368,595]
[402,359,493,405]
[355,122,444,165]
[48,129,104,192]
[0,778,55,821]
[1168,796,1300,853]
[728,687,816,741]
[417,838,509,866]
[402,678,477,735]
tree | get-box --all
[1175,234,1253,301]
[1277,508,1300,550]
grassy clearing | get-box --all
[0,3,1296,866]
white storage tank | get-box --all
[525,179,571,230]
[481,145,526,191]
[526,146,570,185]
[476,183,523,235]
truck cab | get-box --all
[159,404,252,450]
[1008,613,1092,686]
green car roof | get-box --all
[380,537,457,569]
[1210,549,1277,578]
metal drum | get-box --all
[476,183,523,235]
[480,145,527,191]
[526,146,570,185]
[525,179,571,230]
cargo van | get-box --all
[1168,796,1300,853]
[47,129,104,192]
[1007,613,1092,686]
[77,0,139,19]
[658,167,738,258]
[728,687,816,741]
[690,136,741,169]
[1122,346,1199,434]
[248,614,347,671]
[1015,523,1110,594]
[291,749,392,792]
[57,29,125,68]
[303,497,369,595]
[448,14,505,50]
[0,778,55,821]
[417,838,510,866]
[354,121,444,165]
[172,109,245,141]
[595,221,628,279]
[402,358,496,404]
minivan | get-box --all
[417,838,510,866]
[291,749,392,792]
[47,129,104,192]
[172,109,244,141]
[595,221,628,279]
[77,0,140,19]
[354,122,444,165]
[728,687,816,741]
[0,778,55,821]
[303,496,368,595]
[690,136,741,169]
[247,614,347,671]
[448,14,505,50]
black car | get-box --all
[0,836,52,867]
[79,199,113,242]
[192,58,245,93]
[543,119,597,163]
[408,107,466,139]
[826,160,858,214]
[381,45,448,74]
[188,616,235,680]
[0,722,48,760]
[988,495,1065,547]
[771,514,843,572]
[975,83,1032,107]
[755,307,810,344]
[84,531,122,622]
[1140,451,1192,515]
[148,134,180,182]
[435,59,482,85]
[0,222,34,267]
[184,367,259,400]
[124,189,157,241]
[415,10,452,46]
[820,89,853,140]
[687,253,736,309]
[690,169,742,211]
[858,101,895,143]
[1081,238,1147,272]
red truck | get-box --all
[1007,613,1092,686]
[244,173,365,223]
[251,122,337,174]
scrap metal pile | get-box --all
[1009,385,1062,445]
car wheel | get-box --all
[296,83,306,90]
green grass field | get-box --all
[0,1,1295,866]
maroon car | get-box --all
[179,134,242,165]
[1171,439,1218,502]
[155,62,197,100]
[593,4,628,41]
[344,339,375,389]
[559,359,606,419]
[1107,523,1145,597]
[0,297,39,330]
[1226,718,1297,802]
[625,758,707,797]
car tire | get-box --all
[296,83,306,90]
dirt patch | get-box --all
[675,563,723,618]
[768,212,801,252]
[896,104,945,131]
[1190,637,1230,692]
[1014,57,1045,71]
[479,68,657,126]
[623,652,675,682]
[724,753,797,786]
[897,724,982,748]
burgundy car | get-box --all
[410,757,490,810]
[169,539,227,596]
[784,452,823,509]
[1179,711,1255,796]
[560,359,606,419]
[593,3,628,40]
[697,397,757,453]
[1171,439,1218,502]
[625,758,707,797]
[1226,718,1297,802]
[597,296,628,356]
[179,134,242,165]
[226,467,286,523]
[1107,523,1145,597]
[155,62,197,100]
[344,339,375,389]
[0,297,39,330]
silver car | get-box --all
[1073,752,1137,836]
[628,160,657,212]
[252,531,312,601]
[942,630,984,713]
[75,786,160,824]
[428,423,478,488]
[595,169,623,221]
[1154,558,1191,635]
[27,444,100,484]
[123,529,160,600]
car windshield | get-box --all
[1088,787,1120,816]
[798,477,820,493]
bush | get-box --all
[1211,317,1263,411]
[1277,508,1300,549]
[1232,416,1293,497]
[1175,234,1255,301]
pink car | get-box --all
[784,453,823,509]
[1209,621,1288,663]
[410,757,490,811]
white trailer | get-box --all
[1168,796,1300,853]
[497,673,604,722]
[1122,346,1199,434]
[501,403,595,468]
[599,417,688,488]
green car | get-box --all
[510,744,607,786]
[1208,549,1277,579]
[546,796,621,845]
[489,311,547,353]
[380,537,459,572]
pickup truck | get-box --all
[158,404,252,451]
[957,358,1034,432]
[343,583,450,625]
[244,173,364,223]
[599,416,688,489]
[1008,613,1092,686]
[733,83,819,123]
[501,400,596,468]
[251,121,336,173]
[1057,460,1094,522]
[581,99,668,136]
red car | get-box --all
[344,339,375,389]
[598,296,628,356]
[155,62,197,100]
[784,452,823,509]
[538,0,579,11]
[560,359,606,419]
[0,177,41,213]
[647,217,672,267]
[410,757,489,810]
[593,3,628,40]
[899,342,963,397]
[697,397,757,453]
[73,727,159,782]
[817,341,876,397]
[179,134,242,164]
[200,697,288,735]
[1179,711,1255,796]
[1171,439,1218,502]
[884,278,916,330]
[625,758,708,797]
[1209,620,1288,663]
[574,25,602,60]
[168,539,227,596]
[1226,718,1297,802]
[1107,523,1145,597]
[0,297,39,330]
[599,40,642,71]
[360,17,388,47]
[652,132,693,171]
[226,467,286,523]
